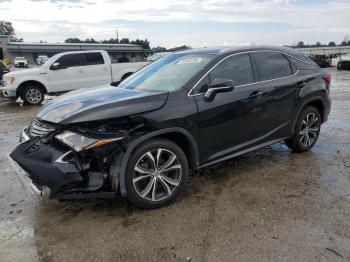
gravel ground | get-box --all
[0,68,349,262]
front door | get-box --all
[193,53,266,163]
[47,53,86,93]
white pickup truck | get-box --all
[1,50,148,105]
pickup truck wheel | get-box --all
[21,85,45,105]
[125,139,189,209]
[285,106,321,153]
[337,62,343,70]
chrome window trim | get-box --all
[187,50,301,97]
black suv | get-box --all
[10,46,331,208]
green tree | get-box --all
[130,39,150,49]
[84,38,98,43]
[0,21,15,36]
[65,38,82,43]
[120,38,130,44]
[102,38,119,44]
[328,42,336,46]
[296,41,304,48]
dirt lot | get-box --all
[0,68,349,262]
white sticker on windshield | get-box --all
[177,57,202,64]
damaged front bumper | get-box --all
[8,154,42,196]
[9,125,122,200]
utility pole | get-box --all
[116,29,119,42]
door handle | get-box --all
[297,81,307,88]
[249,90,263,97]
[78,69,84,73]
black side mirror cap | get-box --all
[204,78,234,101]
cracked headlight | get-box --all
[56,131,123,152]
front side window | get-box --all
[84,52,104,65]
[118,53,214,92]
[57,54,84,68]
[253,51,293,81]
[209,53,254,86]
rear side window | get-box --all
[57,54,84,68]
[287,56,319,70]
[253,51,293,81]
[209,53,254,86]
[84,52,104,65]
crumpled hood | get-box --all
[37,85,168,124]
[6,67,44,77]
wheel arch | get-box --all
[121,72,133,80]
[17,80,47,98]
[292,96,326,133]
[118,128,200,197]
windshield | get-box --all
[16,57,25,60]
[119,53,214,92]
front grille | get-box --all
[29,119,55,137]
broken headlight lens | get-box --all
[56,131,99,152]
[55,131,123,152]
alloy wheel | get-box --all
[26,88,42,104]
[132,148,182,202]
[299,112,320,147]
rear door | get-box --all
[194,53,268,163]
[47,53,86,92]
[82,52,111,88]
[251,50,300,138]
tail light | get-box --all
[323,74,331,83]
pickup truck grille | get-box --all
[29,119,55,137]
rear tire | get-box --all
[21,85,45,105]
[125,139,189,209]
[285,106,321,153]
[337,62,343,70]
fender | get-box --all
[118,127,199,197]
[17,80,48,97]
[291,94,327,134]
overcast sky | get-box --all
[0,0,349,48]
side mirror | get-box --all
[50,62,60,70]
[204,78,234,101]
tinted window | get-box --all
[84,52,104,65]
[209,53,254,86]
[0,61,4,69]
[253,51,293,81]
[57,54,83,68]
[287,56,319,70]
[118,57,130,63]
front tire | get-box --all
[125,139,189,208]
[285,106,321,153]
[21,85,45,105]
